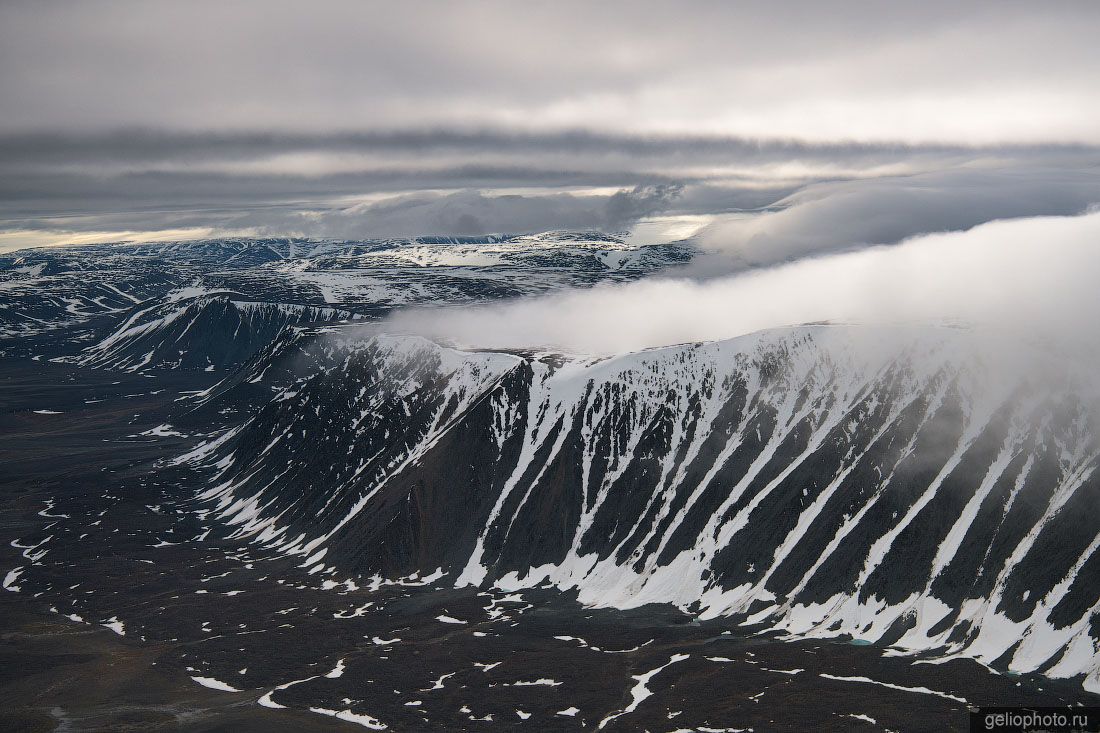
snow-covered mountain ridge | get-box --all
[182,323,1100,692]
[0,233,691,344]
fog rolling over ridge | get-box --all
[387,208,1100,356]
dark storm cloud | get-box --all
[3,128,1098,232]
[0,163,689,213]
[4,129,1080,168]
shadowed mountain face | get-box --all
[2,237,1099,731]
[61,296,359,373]
[185,324,1100,693]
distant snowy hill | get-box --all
[0,233,691,349]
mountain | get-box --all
[61,295,359,373]
[184,324,1100,692]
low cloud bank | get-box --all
[241,185,684,240]
[386,209,1100,354]
[689,167,1100,275]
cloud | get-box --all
[233,186,685,239]
[2,1,1099,143]
[3,126,1097,250]
[3,2,1099,247]
[603,185,685,229]
[1,129,1050,170]
[385,210,1100,354]
[689,167,1100,274]
[0,183,694,252]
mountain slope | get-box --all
[66,295,359,372]
[180,324,1100,691]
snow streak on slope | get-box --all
[190,334,520,559]
[181,325,1100,691]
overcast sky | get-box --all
[2,0,1099,250]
